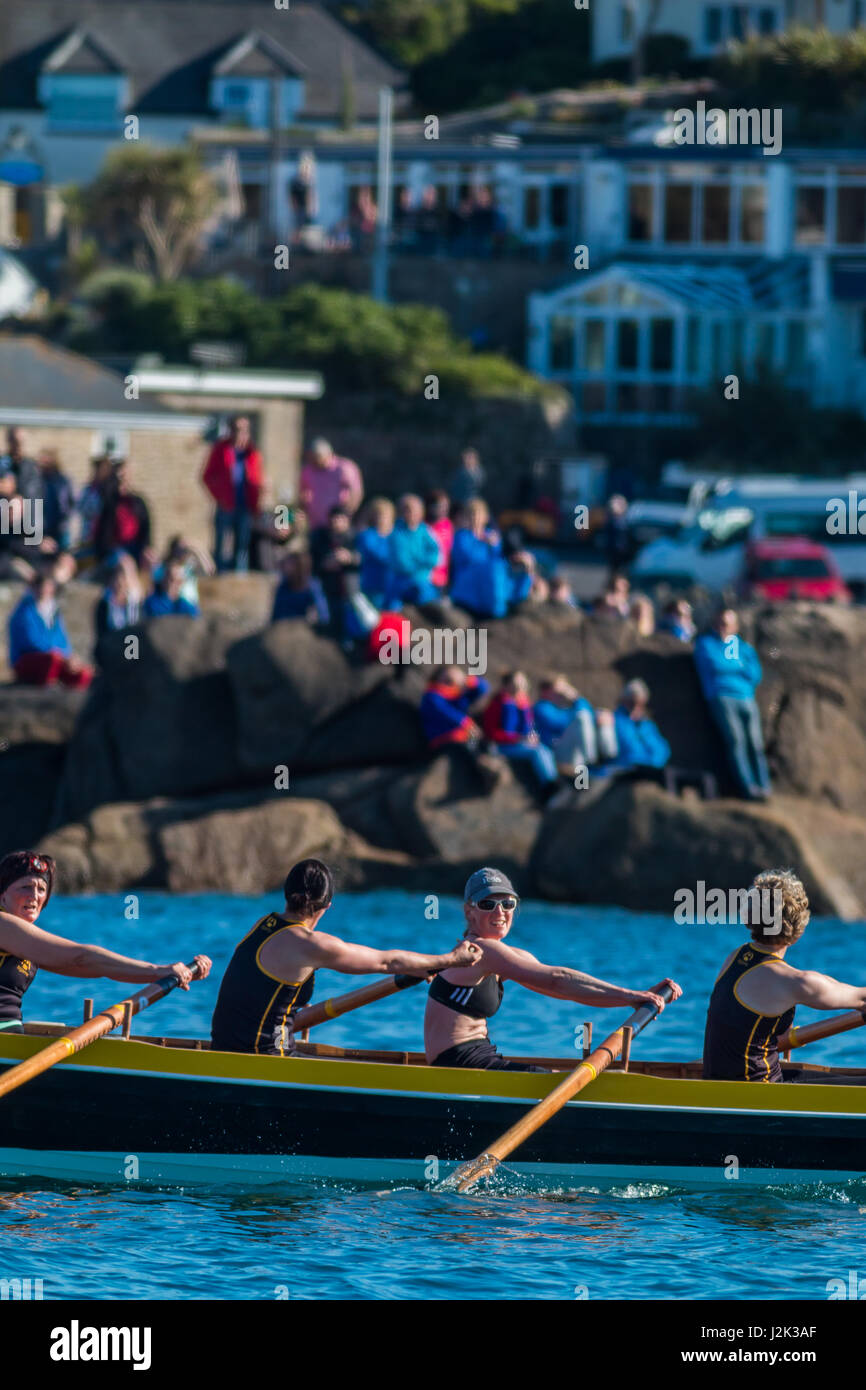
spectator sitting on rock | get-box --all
[549,575,577,608]
[449,499,502,617]
[37,449,74,550]
[202,415,263,574]
[95,559,142,638]
[426,489,454,592]
[299,438,364,532]
[694,607,771,802]
[272,550,329,627]
[356,497,395,609]
[534,676,600,772]
[9,570,93,689]
[95,461,153,570]
[0,488,58,582]
[630,593,655,637]
[448,448,485,509]
[310,506,362,636]
[598,679,671,778]
[386,493,440,607]
[593,574,631,620]
[143,561,201,618]
[482,670,559,792]
[660,597,696,643]
[149,535,215,610]
[419,666,489,751]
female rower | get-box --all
[0,849,211,1033]
[210,858,481,1056]
[703,868,866,1084]
[424,866,681,1071]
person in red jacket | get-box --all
[482,670,559,791]
[202,416,264,573]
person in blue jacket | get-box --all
[272,550,329,626]
[8,571,93,687]
[419,667,489,750]
[450,500,535,619]
[386,494,440,607]
[143,561,200,618]
[694,608,771,801]
[356,498,395,609]
[604,679,671,772]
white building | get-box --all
[529,148,866,423]
[593,0,865,64]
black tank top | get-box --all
[210,913,315,1056]
[702,943,795,1083]
[428,972,504,1019]
[0,951,37,1025]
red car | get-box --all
[740,538,851,603]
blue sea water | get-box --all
[2,889,866,1302]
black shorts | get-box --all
[431,1038,549,1073]
[783,1067,866,1086]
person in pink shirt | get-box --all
[298,438,364,531]
[425,489,454,591]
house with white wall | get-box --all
[593,0,865,65]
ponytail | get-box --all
[283,858,334,920]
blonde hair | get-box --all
[365,497,395,530]
[749,869,810,946]
[462,499,489,529]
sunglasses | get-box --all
[476,897,518,912]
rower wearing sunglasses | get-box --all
[424,867,681,1071]
[0,849,211,1033]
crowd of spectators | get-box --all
[0,418,772,805]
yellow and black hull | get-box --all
[1,1030,865,1188]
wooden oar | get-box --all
[0,961,205,1102]
[777,1008,866,1054]
[292,973,427,1032]
[445,982,677,1194]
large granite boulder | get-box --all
[531,779,862,919]
[226,620,391,774]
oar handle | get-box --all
[778,1006,866,1053]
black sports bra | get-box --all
[428,972,504,1019]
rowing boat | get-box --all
[2,1024,865,1188]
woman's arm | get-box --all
[294,932,478,979]
[0,911,194,984]
[479,939,667,1009]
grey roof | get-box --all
[0,1,405,119]
[0,335,173,413]
[541,257,814,312]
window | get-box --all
[550,316,575,370]
[740,184,766,243]
[837,187,866,244]
[702,184,731,243]
[755,321,775,367]
[628,184,654,241]
[550,184,570,229]
[785,321,807,372]
[583,320,606,372]
[757,7,778,34]
[686,317,701,374]
[222,82,251,107]
[795,186,826,245]
[617,319,639,371]
[704,6,723,43]
[650,318,674,372]
[664,184,693,243]
[40,74,124,131]
[729,5,748,39]
[582,382,607,413]
[524,186,541,230]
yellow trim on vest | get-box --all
[732,955,784,1017]
[254,985,284,1055]
[254,925,311,988]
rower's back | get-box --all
[210,913,314,1057]
[702,943,794,1083]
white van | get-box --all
[631,478,866,597]
[625,462,723,548]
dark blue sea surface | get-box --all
[2,890,865,1301]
